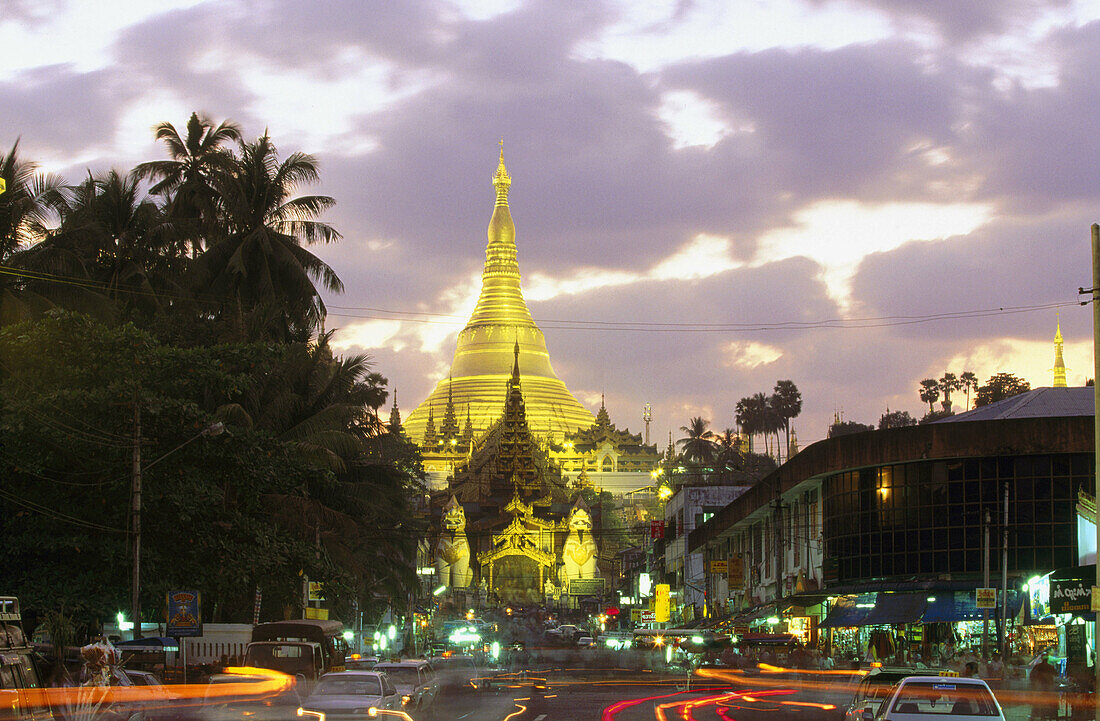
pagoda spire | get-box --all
[440,376,460,441]
[423,405,437,446]
[402,146,595,443]
[388,388,402,431]
[1053,314,1068,387]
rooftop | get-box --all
[935,386,1093,423]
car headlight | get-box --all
[401,695,411,706]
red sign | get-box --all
[650,520,665,539]
[604,607,620,616]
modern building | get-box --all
[689,386,1093,657]
[664,482,753,622]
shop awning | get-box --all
[862,593,928,625]
[921,590,1024,623]
[818,594,875,628]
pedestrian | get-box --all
[1030,654,1057,721]
[964,662,980,678]
[821,653,835,671]
[987,653,1004,686]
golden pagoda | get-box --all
[404,146,595,444]
[1053,316,1068,387]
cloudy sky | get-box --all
[3,0,1098,448]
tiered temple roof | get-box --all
[447,342,567,508]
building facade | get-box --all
[690,387,1093,656]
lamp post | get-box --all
[131,420,224,639]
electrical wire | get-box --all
[0,264,1084,334]
[0,486,126,533]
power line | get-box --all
[0,486,126,533]
[0,263,1083,334]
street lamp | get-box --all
[131,420,225,639]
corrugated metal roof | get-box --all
[935,386,1093,423]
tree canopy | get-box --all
[0,118,424,630]
[975,372,1031,407]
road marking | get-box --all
[533,715,547,721]
[457,714,470,720]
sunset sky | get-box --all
[4,0,1098,447]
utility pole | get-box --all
[130,402,142,640]
[1091,222,1100,719]
[774,480,784,603]
[982,508,990,657]
[1001,481,1008,660]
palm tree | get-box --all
[713,427,745,480]
[0,141,66,323]
[735,397,755,453]
[919,378,940,413]
[11,169,180,322]
[939,372,961,413]
[194,133,343,340]
[135,112,241,257]
[771,380,802,462]
[220,331,387,472]
[677,416,718,468]
[960,371,978,411]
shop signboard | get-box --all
[631,609,642,623]
[975,588,996,609]
[308,581,324,601]
[639,610,656,623]
[654,584,670,623]
[1066,623,1087,662]
[165,590,202,637]
[729,554,744,587]
[710,560,728,574]
[568,578,606,596]
[1029,573,1051,619]
[1049,565,1095,615]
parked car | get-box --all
[299,671,401,720]
[372,661,438,713]
[868,676,1004,721]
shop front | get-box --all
[1024,565,1096,673]
[818,590,1025,665]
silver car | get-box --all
[299,671,401,720]
[372,661,438,712]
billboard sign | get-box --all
[166,591,202,638]
[654,584,670,623]
[568,578,607,596]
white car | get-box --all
[868,677,1004,721]
[299,671,402,720]
[844,668,957,721]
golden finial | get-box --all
[493,140,511,202]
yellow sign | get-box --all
[1092,586,1100,613]
[0,178,6,195]
[308,581,324,601]
[304,607,329,620]
[710,560,728,574]
[631,608,642,623]
[655,584,670,623]
[728,554,744,589]
[975,588,996,609]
